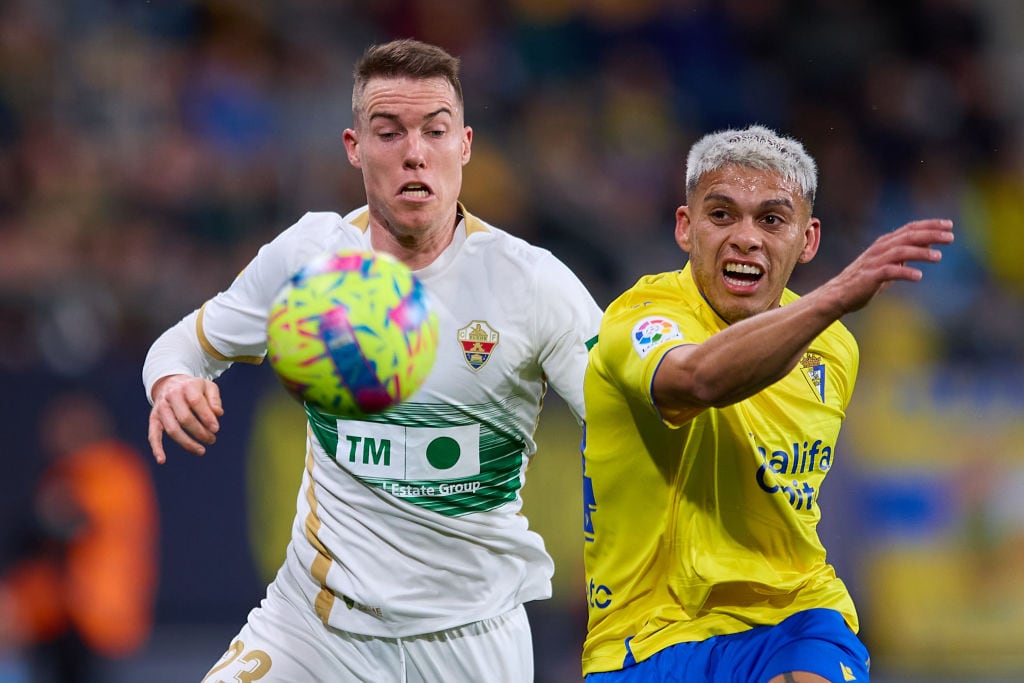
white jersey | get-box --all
[143,206,603,637]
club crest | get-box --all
[800,352,826,403]
[457,320,499,371]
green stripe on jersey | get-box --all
[306,401,527,516]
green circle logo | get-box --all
[426,436,461,470]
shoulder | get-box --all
[596,270,693,355]
[463,211,546,262]
[461,209,583,281]
[782,288,859,361]
[279,210,361,242]
[606,271,686,312]
[268,211,350,252]
[262,209,367,275]
[819,316,859,364]
[460,210,602,332]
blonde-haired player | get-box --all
[582,125,953,682]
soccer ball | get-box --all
[266,250,439,417]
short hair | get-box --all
[685,125,818,206]
[352,39,464,120]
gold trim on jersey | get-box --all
[196,304,264,365]
[348,203,489,236]
[304,428,385,623]
[460,203,490,235]
[302,433,336,625]
[350,209,371,232]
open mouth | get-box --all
[400,182,431,199]
[723,262,763,287]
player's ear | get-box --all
[675,205,693,253]
[461,126,472,166]
[798,217,822,263]
[343,129,360,168]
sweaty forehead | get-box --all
[359,76,461,120]
[697,164,804,205]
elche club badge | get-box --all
[800,352,826,403]
[457,320,498,371]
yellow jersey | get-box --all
[582,263,860,675]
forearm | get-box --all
[142,310,232,403]
[657,283,846,410]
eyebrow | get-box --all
[368,107,453,124]
[703,193,794,211]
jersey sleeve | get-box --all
[593,276,706,424]
[141,310,233,402]
[200,212,351,359]
[533,252,603,424]
[826,321,860,411]
[141,211,353,402]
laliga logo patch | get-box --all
[801,352,826,403]
[631,316,683,358]
[458,320,499,371]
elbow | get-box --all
[685,363,735,407]
[671,368,755,410]
[687,380,722,408]
[655,375,717,413]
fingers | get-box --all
[872,219,954,275]
[204,379,224,417]
[148,376,223,463]
[890,244,945,273]
[897,217,954,232]
[886,219,955,249]
[177,379,222,436]
[148,411,168,465]
[829,218,954,315]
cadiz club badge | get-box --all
[800,352,826,403]
[457,320,499,371]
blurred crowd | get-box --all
[1,0,1022,377]
[1,2,1023,680]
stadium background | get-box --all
[1,1,1023,681]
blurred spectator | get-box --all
[0,390,159,683]
[0,0,1019,369]
[0,1,1022,679]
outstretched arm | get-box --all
[653,218,954,423]
[143,309,233,464]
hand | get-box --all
[826,218,954,315]
[147,374,224,464]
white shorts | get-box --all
[200,577,534,683]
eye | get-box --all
[760,214,790,230]
[378,132,398,142]
[426,128,446,138]
[708,208,731,222]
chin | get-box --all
[716,300,763,324]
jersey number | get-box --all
[202,639,272,683]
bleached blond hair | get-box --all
[685,125,818,206]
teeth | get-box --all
[724,263,763,275]
[402,185,429,198]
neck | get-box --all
[370,209,460,270]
